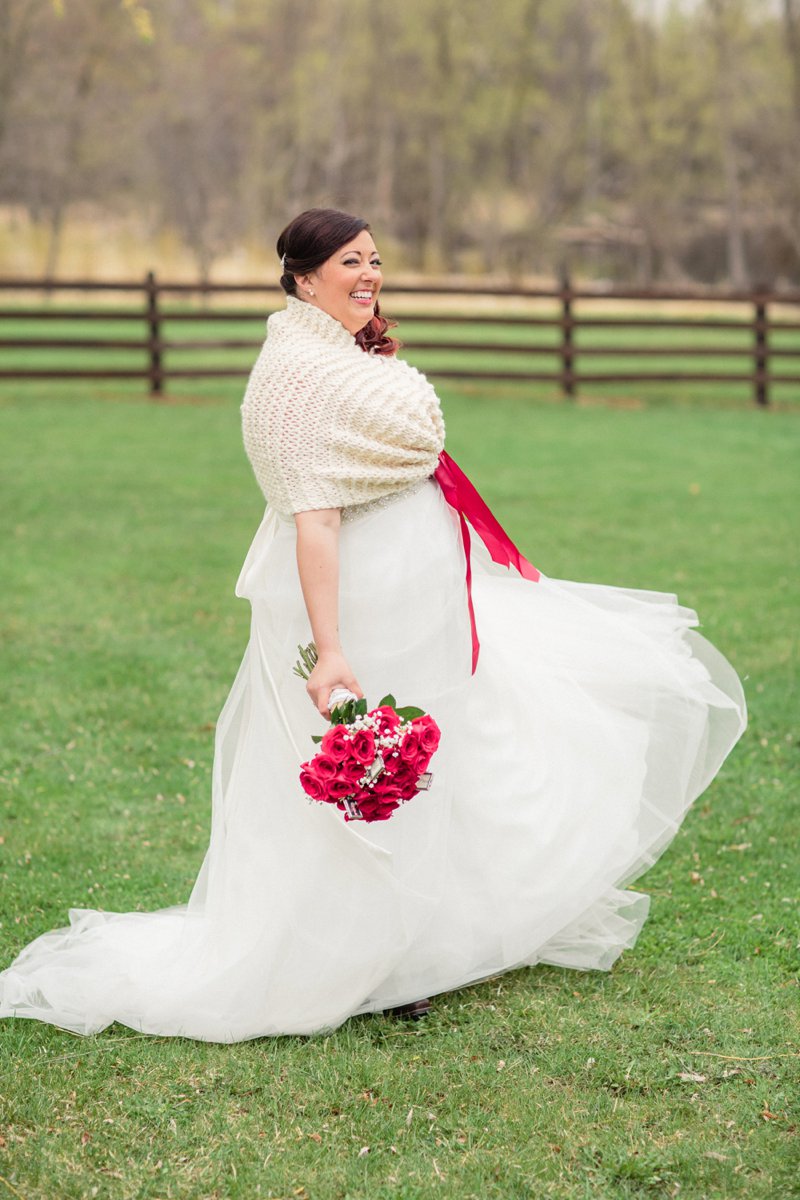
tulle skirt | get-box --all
[0,480,746,1041]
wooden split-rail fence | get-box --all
[0,273,798,405]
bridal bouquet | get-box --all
[293,644,441,823]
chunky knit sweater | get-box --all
[241,296,445,516]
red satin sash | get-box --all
[434,450,540,673]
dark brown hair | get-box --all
[276,207,399,356]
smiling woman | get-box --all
[278,208,399,354]
[289,227,381,332]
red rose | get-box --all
[415,751,432,774]
[381,752,403,777]
[299,769,326,802]
[370,781,403,817]
[398,729,421,763]
[359,792,399,822]
[325,777,353,801]
[340,758,366,786]
[373,705,401,735]
[391,761,417,791]
[321,726,349,762]
[350,728,376,765]
[372,774,400,795]
[413,715,441,755]
[311,753,339,781]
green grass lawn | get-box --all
[0,383,797,1200]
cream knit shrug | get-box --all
[241,296,445,516]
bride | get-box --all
[0,208,746,1041]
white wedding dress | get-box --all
[0,478,746,1041]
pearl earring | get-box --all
[307,288,315,296]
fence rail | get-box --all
[1,272,799,404]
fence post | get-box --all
[753,286,769,407]
[559,271,575,400]
[145,270,163,397]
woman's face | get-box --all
[296,230,383,334]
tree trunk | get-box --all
[424,125,447,273]
[720,125,748,287]
[423,3,455,273]
[707,0,749,286]
[40,54,97,278]
[372,118,395,228]
[784,0,800,124]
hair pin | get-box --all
[280,253,287,271]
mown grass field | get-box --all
[0,374,797,1199]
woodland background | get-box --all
[1,0,800,285]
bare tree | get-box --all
[704,0,750,286]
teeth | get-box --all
[351,291,373,300]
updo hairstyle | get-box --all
[276,207,399,356]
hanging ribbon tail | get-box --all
[433,450,540,674]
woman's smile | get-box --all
[350,288,375,307]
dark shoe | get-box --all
[385,998,431,1020]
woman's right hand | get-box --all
[306,650,363,718]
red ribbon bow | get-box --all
[434,450,540,673]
